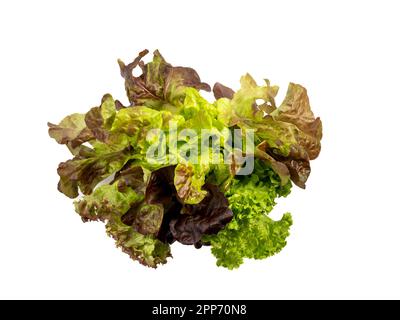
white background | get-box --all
[1,0,399,299]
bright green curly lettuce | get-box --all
[204,162,293,269]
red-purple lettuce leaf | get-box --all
[120,166,181,240]
[56,144,132,198]
[169,183,233,247]
[118,49,210,108]
[213,82,235,100]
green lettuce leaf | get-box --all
[106,216,171,268]
[204,166,292,269]
[215,74,278,126]
[48,113,93,155]
[74,183,142,222]
[174,163,208,204]
[84,94,117,142]
[207,212,292,269]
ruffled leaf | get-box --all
[56,144,132,198]
[169,184,233,246]
[174,163,208,204]
[118,50,210,107]
[204,167,292,269]
[106,216,171,268]
[271,83,323,160]
[48,114,93,154]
